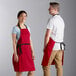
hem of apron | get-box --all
[14,69,35,72]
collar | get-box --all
[53,14,59,16]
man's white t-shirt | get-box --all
[47,15,65,50]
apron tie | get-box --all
[55,42,66,50]
[16,43,30,55]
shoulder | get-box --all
[26,25,30,29]
[53,15,63,21]
[46,17,54,30]
[13,25,18,29]
[47,17,54,25]
[48,17,54,23]
[12,25,20,34]
[13,25,20,31]
[54,15,65,24]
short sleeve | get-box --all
[12,26,18,34]
[46,18,54,30]
[27,25,31,33]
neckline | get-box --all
[17,24,27,29]
[20,28,27,30]
[20,25,27,29]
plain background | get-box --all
[0,0,76,76]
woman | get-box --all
[12,10,35,76]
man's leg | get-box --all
[42,65,50,76]
[55,50,63,76]
[42,51,57,76]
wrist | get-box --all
[14,52,17,55]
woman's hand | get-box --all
[32,52,35,60]
[43,47,45,52]
[14,53,19,62]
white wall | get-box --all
[0,0,76,76]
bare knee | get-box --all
[55,64,63,70]
[42,65,50,72]
[28,71,34,76]
[16,72,22,76]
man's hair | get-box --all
[50,2,60,11]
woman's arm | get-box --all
[12,33,18,62]
[12,34,17,55]
[30,37,35,60]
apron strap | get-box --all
[17,23,27,29]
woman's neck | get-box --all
[18,22,26,29]
[18,22,24,26]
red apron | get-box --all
[41,37,64,66]
[12,25,35,72]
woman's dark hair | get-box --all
[17,10,27,29]
[17,10,27,18]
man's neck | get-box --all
[52,12,59,16]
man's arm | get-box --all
[44,29,51,50]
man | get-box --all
[41,2,65,76]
